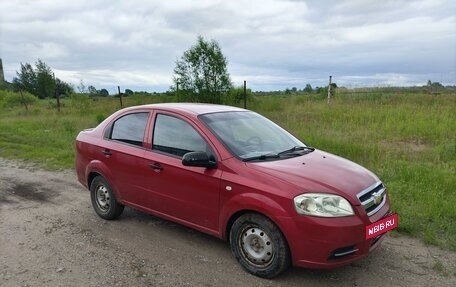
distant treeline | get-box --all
[253,83,455,96]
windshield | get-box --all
[199,111,307,160]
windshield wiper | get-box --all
[243,153,280,162]
[243,147,314,161]
[278,146,315,156]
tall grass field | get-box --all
[0,89,455,251]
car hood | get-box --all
[246,149,379,205]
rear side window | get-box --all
[153,114,209,157]
[110,112,149,147]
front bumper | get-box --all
[280,195,390,269]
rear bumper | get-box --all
[280,196,390,269]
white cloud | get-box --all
[0,0,454,91]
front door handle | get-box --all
[102,149,112,156]
[149,163,163,171]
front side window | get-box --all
[110,112,149,147]
[153,114,209,157]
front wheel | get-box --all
[90,176,124,220]
[229,213,290,278]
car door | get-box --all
[138,112,222,233]
[99,111,150,205]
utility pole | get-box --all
[327,75,332,104]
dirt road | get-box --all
[0,158,455,287]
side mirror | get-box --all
[182,151,217,169]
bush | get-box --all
[225,86,253,105]
[0,90,37,108]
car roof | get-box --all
[130,103,247,116]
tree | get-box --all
[99,88,109,96]
[13,63,37,95]
[304,84,312,93]
[35,59,55,99]
[173,36,232,103]
[55,78,74,97]
[125,89,134,95]
[13,59,73,99]
[77,79,87,93]
[430,81,444,88]
[87,85,97,95]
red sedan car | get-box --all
[75,103,391,278]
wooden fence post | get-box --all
[53,73,60,112]
[118,86,123,108]
[176,82,180,102]
[19,90,28,111]
[327,75,332,104]
[243,80,247,109]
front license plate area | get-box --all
[365,213,398,240]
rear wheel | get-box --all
[90,176,124,220]
[229,213,290,278]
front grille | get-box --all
[357,182,386,217]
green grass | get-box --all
[0,89,455,251]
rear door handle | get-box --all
[149,163,163,171]
[102,149,112,156]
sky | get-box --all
[0,0,455,93]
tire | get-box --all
[229,213,291,278]
[90,176,124,220]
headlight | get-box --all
[294,193,354,217]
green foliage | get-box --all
[68,93,92,111]
[99,89,109,97]
[0,90,37,109]
[427,80,444,89]
[96,114,106,124]
[316,86,327,94]
[0,89,455,251]
[226,86,253,105]
[173,36,232,104]
[56,78,74,97]
[13,62,37,95]
[0,80,13,91]
[87,85,109,97]
[304,84,313,93]
[35,59,55,99]
[13,59,73,99]
[88,85,97,95]
[250,90,455,251]
[125,89,134,95]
